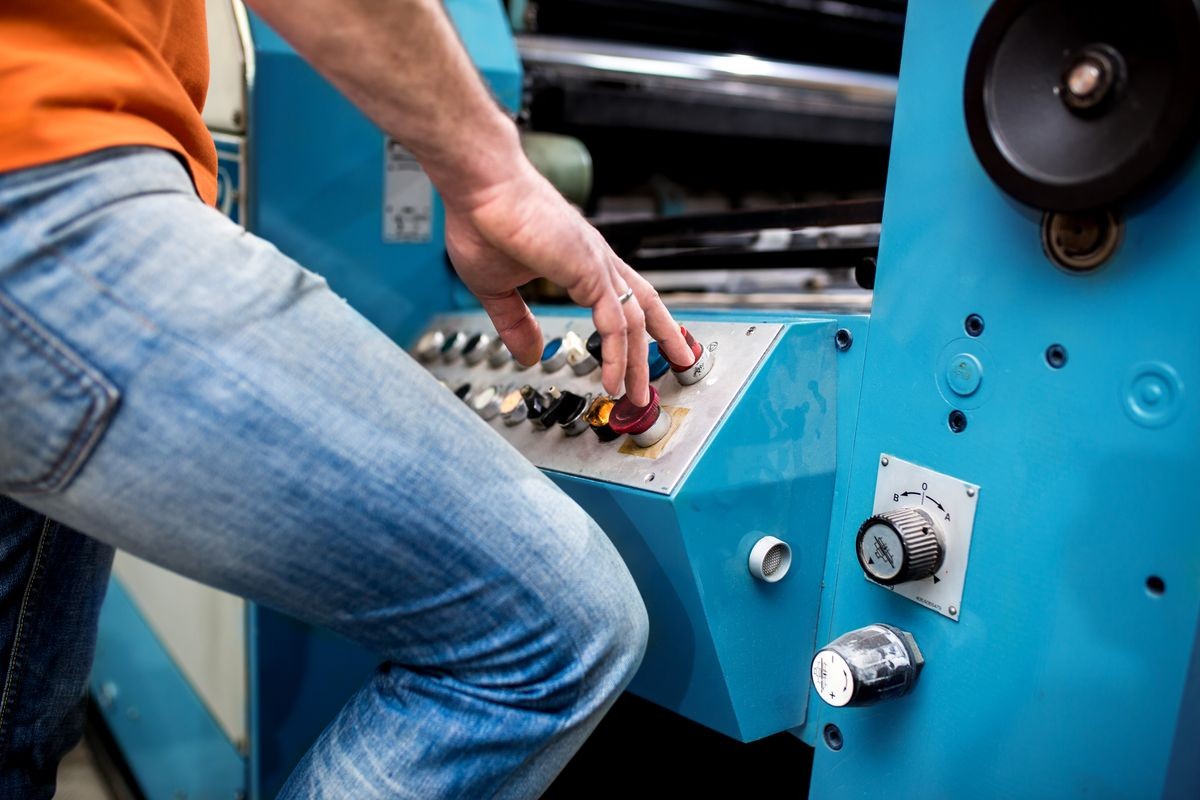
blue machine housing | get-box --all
[553,318,840,741]
[807,3,1200,797]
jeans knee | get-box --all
[561,528,649,706]
[609,576,650,679]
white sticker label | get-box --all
[858,522,904,581]
[383,138,433,243]
[812,650,855,707]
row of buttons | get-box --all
[414,329,514,368]
[444,381,674,447]
[417,325,716,449]
[414,326,715,386]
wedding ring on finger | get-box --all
[617,287,634,305]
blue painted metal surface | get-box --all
[808,1,1200,797]
[246,0,520,347]
[90,581,246,799]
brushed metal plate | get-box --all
[866,454,981,621]
[414,313,782,493]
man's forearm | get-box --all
[245,0,695,401]
[246,0,523,203]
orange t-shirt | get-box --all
[0,0,217,205]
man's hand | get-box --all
[246,0,690,405]
[444,162,689,406]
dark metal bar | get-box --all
[594,198,884,256]
[622,246,876,271]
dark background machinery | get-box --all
[511,0,902,304]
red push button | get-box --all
[669,326,715,386]
[667,327,704,371]
[610,386,672,447]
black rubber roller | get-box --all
[964,0,1200,211]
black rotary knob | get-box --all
[585,330,604,365]
[855,507,944,586]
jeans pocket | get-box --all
[0,291,120,494]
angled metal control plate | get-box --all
[417,314,783,493]
[868,454,980,621]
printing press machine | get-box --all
[90,0,1200,797]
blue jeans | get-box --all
[0,147,648,798]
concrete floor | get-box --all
[57,741,121,800]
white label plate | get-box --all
[383,139,433,243]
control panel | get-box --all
[411,310,843,743]
[412,313,783,493]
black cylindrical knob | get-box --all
[586,330,603,364]
[520,386,549,422]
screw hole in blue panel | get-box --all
[1045,344,1068,369]
[823,724,844,751]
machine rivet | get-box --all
[946,352,983,396]
[835,328,854,352]
[644,472,656,482]
[1123,362,1183,428]
[964,314,985,337]
[881,456,890,467]
[966,486,976,498]
[949,605,959,616]
[1140,382,1164,406]
[1045,344,1068,369]
[948,409,968,433]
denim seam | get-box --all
[43,243,163,338]
[0,517,54,758]
[0,291,121,494]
